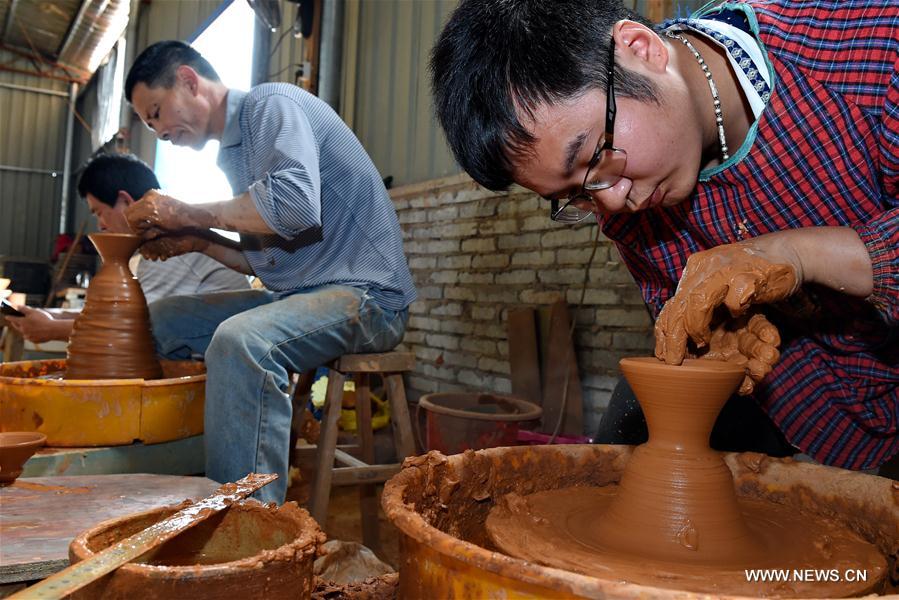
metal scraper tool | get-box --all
[10,472,278,600]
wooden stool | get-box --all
[307,351,416,551]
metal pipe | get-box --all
[0,81,69,97]
[318,0,344,112]
[119,0,141,129]
[59,82,78,235]
[0,165,61,175]
[56,0,93,60]
[251,11,271,86]
[2,0,21,41]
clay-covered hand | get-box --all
[125,190,214,240]
[5,306,64,343]
[703,312,781,395]
[655,242,798,365]
[139,234,211,261]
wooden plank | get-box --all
[1,326,24,362]
[335,352,414,373]
[507,308,542,408]
[385,373,415,459]
[0,474,219,584]
[310,371,345,527]
[645,0,674,22]
[539,301,584,436]
[21,436,205,478]
[355,374,379,552]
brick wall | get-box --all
[391,173,654,436]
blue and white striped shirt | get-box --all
[216,83,416,311]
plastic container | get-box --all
[417,393,541,454]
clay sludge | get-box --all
[736,451,770,474]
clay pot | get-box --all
[591,358,758,564]
[69,500,324,600]
[0,431,46,484]
[66,233,162,380]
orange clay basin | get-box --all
[0,359,205,446]
[69,499,324,600]
[383,445,899,599]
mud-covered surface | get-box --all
[395,447,627,552]
[728,452,899,593]
[311,573,398,600]
[69,499,325,600]
[486,485,886,597]
[0,359,203,384]
[0,359,67,380]
[383,446,899,599]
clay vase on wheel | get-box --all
[589,357,759,564]
[66,233,162,380]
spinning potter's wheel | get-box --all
[0,234,203,446]
[485,358,887,597]
[0,359,205,446]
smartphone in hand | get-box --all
[0,298,25,317]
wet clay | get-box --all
[69,499,325,600]
[704,311,781,394]
[66,233,162,380]
[486,358,887,597]
[312,573,398,600]
[125,190,216,239]
[654,244,796,367]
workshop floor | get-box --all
[286,405,408,567]
[287,465,400,568]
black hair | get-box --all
[125,40,221,103]
[430,0,659,191]
[76,153,160,207]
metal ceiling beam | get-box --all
[0,63,85,83]
[2,0,22,42]
[0,43,91,81]
[56,0,93,61]
[0,81,69,97]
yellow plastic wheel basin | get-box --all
[0,359,205,446]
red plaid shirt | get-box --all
[602,0,899,469]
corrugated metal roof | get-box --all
[0,0,130,82]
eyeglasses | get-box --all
[550,38,628,224]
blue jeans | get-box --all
[149,285,408,503]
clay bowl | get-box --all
[0,432,46,484]
[69,499,324,600]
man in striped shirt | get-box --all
[123,42,416,504]
[6,153,249,343]
[431,0,897,470]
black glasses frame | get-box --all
[550,37,622,223]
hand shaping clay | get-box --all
[655,244,797,365]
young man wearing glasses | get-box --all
[431,1,898,470]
